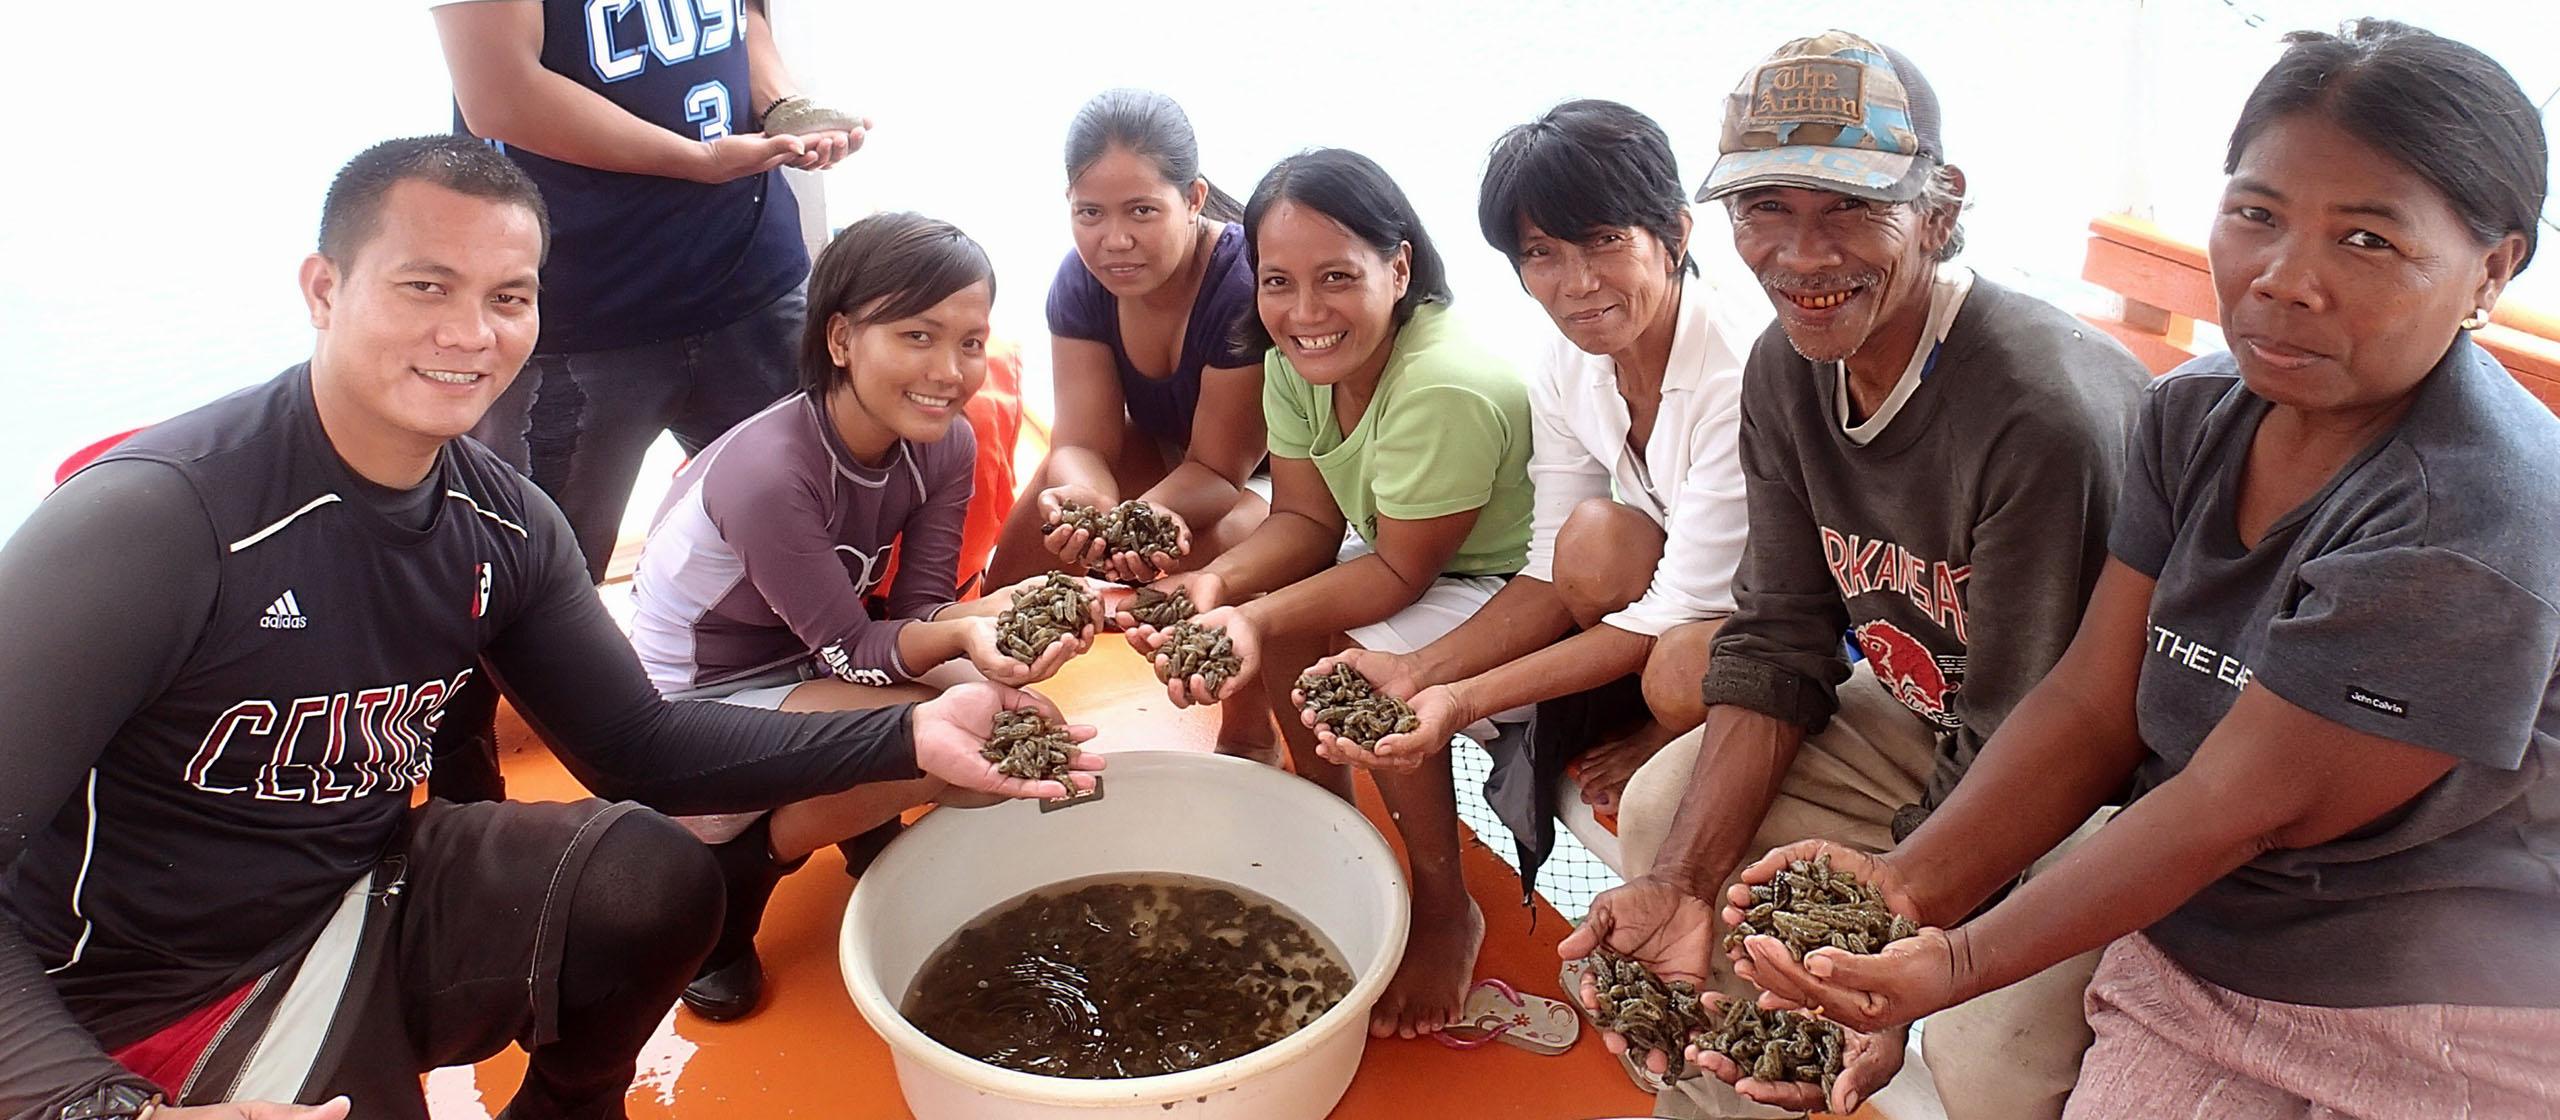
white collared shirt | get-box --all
[1520,273,1770,636]
[1833,264,1975,444]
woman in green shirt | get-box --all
[1127,148,1535,1040]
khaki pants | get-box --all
[1618,666,2103,1120]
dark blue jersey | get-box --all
[464,0,809,354]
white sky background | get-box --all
[0,0,2554,536]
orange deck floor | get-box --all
[431,635,1673,1120]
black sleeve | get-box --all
[476,485,924,815]
[1700,362,1854,729]
[0,461,216,1120]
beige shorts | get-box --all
[1620,666,2105,1120]
[1333,533,1527,738]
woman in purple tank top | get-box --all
[984,88,1279,755]
[985,93,1272,577]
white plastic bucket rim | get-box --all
[839,749,1411,1107]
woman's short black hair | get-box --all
[1478,99,1695,276]
[1235,148,1453,353]
[798,212,995,396]
[1066,88,1244,224]
[2229,18,2547,275]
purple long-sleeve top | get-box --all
[629,393,976,692]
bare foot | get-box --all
[1576,722,1677,815]
[1214,739,1284,767]
[1216,694,1279,765]
[1370,895,1485,1039]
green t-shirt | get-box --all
[1262,303,1534,577]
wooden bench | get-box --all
[2079,213,2560,412]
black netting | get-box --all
[1451,739,1621,924]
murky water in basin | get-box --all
[902,873,1353,1080]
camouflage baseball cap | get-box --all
[1695,30,1945,204]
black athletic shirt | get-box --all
[0,366,922,1119]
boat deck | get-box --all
[427,635,1728,1119]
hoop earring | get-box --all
[2460,308,2490,331]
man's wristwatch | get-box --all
[58,1083,162,1120]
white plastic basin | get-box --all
[841,749,1411,1119]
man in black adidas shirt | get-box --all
[0,136,1096,1120]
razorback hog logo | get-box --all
[1854,619,1960,728]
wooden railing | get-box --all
[2080,213,2560,412]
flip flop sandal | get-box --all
[1562,760,1623,832]
[1557,955,1602,1030]
[1556,958,1675,1094]
[1617,1047,1676,1095]
[1433,978,1579,1055]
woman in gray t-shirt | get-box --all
[1692,22,2560,1119]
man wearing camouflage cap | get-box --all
[1560,31,2149,1119]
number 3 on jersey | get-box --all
[584,0,741,140]
[686,82,731,140]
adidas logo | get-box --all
[260,590,310,630]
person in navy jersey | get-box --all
[0,136,1094,1120]
[430,0,864,576]
[426,0,867,802]
[984,88,1275,756]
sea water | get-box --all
[902,873,1354,1080]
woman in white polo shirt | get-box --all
[1318,99,1766,826]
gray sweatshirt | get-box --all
[1701,279,2149,811]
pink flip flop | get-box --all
[1434,978,1580,1055]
